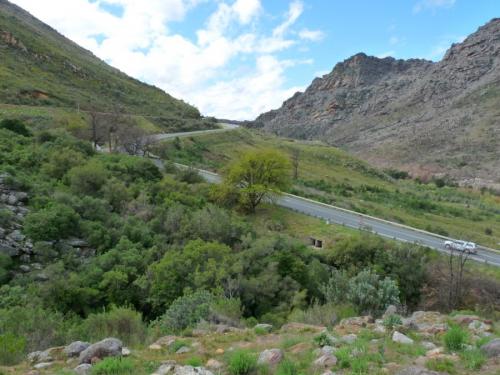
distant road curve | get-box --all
[150,127,500,267]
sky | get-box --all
[10,0,499,120]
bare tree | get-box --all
[446,247,470,311]
[291,148,300,180]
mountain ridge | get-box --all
[254,18,500,188]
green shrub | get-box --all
[24,203,80,241]
[0,209,14,228]
[0,119,31,137]
[383,314,402,328]
[426,358,455,374]
[170,339,190,353]
[460,348,486,370]
[275,359,297,375]
[158,291,214,333]
[254,326,268,335]
[91,357,135,374]
[288,302,357,327]
[0,333,25,365]
[443,325,468,352]
[335,347,351,369]
[185,356,203,367]
[228,350,257,375]
[313,332,334,347]
[78,306,146,346]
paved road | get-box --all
[152,123,239,141]
[150,128,500,267]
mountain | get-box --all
[0,0,201,125]
[254,19,500,188]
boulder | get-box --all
[313,354,337,368]
[257,348,284,366]
[402,311,446,334]
[152,364,214,375]
[392,331,414,345]
[74,364,92,375]
[468,320,491,334]
[206,359,223,370]
[338,316,373,330]
[64,341,91,357]
[396,366,447,375]
[319,346,335,355]
[78,338,122,364]
[254,323,273,333]
[341,334,357,344]
[453,314,481,325]
[122,347,131,356]
[149,344,163,350]
[33,362,52,369]
[481,338,500,358]
[421,341,437,350]
[27,350,52,364]
[176,346,191,354]
[382,305,398,319]
[280,322,325,333]
[215,348,224,355]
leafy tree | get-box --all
[67,160,109,196]
[0,119,31,137]
[24,203,80,241]
[223,149,291,212]
[41,147,86,179]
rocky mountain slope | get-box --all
[254,19,500,187]
[0,0,200,123]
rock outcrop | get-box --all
[254,19,500,187]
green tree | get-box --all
[24,203,80,241]
[0,119,31,137]
[67,160,109,196]
[223,149,291,212]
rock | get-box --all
[453,314,481,325]
[19,264,30,272]
[64,341,91,357]
[15,192,29,202]
[425,348,444,358]
[402,311,447,334]
[392,331,414,345]
[468,320,491,333]
[254,323,273,333]
[66,238,89,247]
[257,348,284,366]
[122,347,131,356]
[481,338,500,357]
[34,273,49,281]
[421,341,437,350]
[0,241,19,256]
[152,364,214,375]
[176,346,191,354]
[280,322,325,333]
[8,229,25,242]
[374,325,386,334]
[396,365,447,375]
[78,338,122,364]
[33,362,52,369]
[341,334,357,344]
[215,348,224,355]
[74,363,93,375]
[0,227,5,239]
[149,344,163,350]
[320,346,335,355]
[28,350,52,364]
[313,353,337,368]
[321,371,336,375]
[206,359,223,370]
[382,305,398,319]
[338,316,374,330]
[7,194,18,205]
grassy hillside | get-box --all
[156,129,500,248]
[0,0,211,131]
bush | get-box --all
[24,203,80,241]
[313,332,335,347]
[0,119,31,137]
[460,348,486,370]
[276,359,297,375]
[158,291,214,333]
[228,350,257,375]
[0,333,25,365]
[426,358,455,374]
[169,339,190,353]
[383,314,402,328]
[68,161,109,196]
[91,357,135,375]
[443,325,468,352]
[185,356,203,367]
[78,306,146,346]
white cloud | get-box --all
[426,34,465,60]
[413,0,456,14]
[299,28,325,42]
[389,36,400,45]
[11,0,323,120]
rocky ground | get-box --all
[6,308,499,375]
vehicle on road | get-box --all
[444,240,477,254]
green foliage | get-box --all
[157,291,214,333]
[426,358,456,374]
[228,350,257,375]
[460,348,486,370]
[275,359,297,375]
[68,160,109,196]
[0,208,14,228]
[288,302,357,327]
[185,356,203,367]
[24,202,80,241]
[78,306,146,346]
[313,332,334,347]
[443,325,468,352]
[382,314,402,328]
[0,333,25,365]
[321,269,400,316]
[223,149,291,212]
[91,357,135,375]
[0,119,31,137]
[170,339,190,353]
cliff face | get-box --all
[255,19,500,186]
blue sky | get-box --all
[12,0,499,119]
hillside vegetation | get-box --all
[0,0,212,132]
[156,129,500,248]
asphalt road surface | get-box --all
[150,129,500,267]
